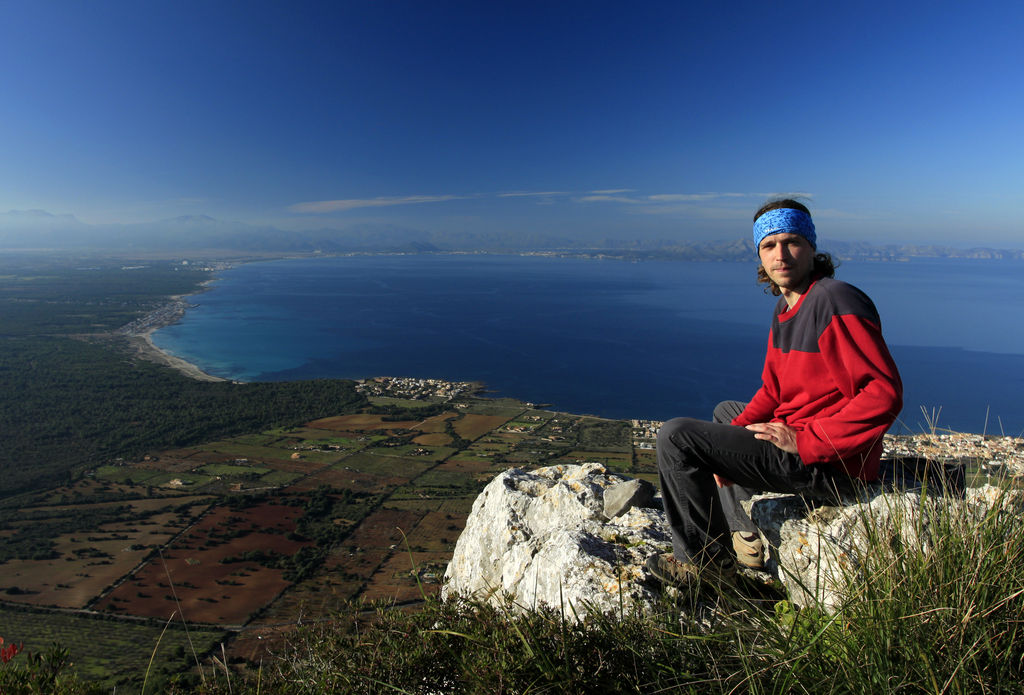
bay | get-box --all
[152,254,1024,435]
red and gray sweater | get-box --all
[732,276,903,480]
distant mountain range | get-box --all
[2,209,1022,261]
[544,239,1024,262]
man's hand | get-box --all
[745,421,799,454]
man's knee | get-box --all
[713,400,746,424]
[657,417,704,451]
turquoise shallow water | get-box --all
[152,254,1024,435]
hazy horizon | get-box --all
[4,208,1024,255]
[1,2,1021,247]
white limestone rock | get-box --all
[444,461,1021,617]
[442,463,669,617]
[748,484,1021,612]
[603,478,656,519]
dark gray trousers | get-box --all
[713,401,759,535]
[657,400,849,565]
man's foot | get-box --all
[732,532,765,570]
[645,552,736,590]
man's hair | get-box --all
[753,198,836,296]
[753,198,811,222]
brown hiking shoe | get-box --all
[732,531,765,570]
[645,553,736,589]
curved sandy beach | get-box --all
[126,330,227,382]
[119,294,228,383]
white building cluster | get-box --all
[356,376,478,401]
[631,419,662,450]
[884,432,1024,477]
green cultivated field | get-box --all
[197,463,272,477]
[0,604,226,691]
[367,396,442,408]
[259,470,303,486]
[367,444,458,461]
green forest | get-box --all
[0,255,366,500]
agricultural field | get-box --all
[0,604,226,692]
[308,413,423,431]
[453,413,516,439]
[0,494,213,608]
[553,449,634,470]
[0,388,648,683]
[417,411,461,432]
[633,448,659,478]
[93,501,314,624]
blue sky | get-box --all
[1,1,1021,246]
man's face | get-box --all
[758,232,815,294]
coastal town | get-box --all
[631,419,660,450]
[884,430,1024,477]
[355,375,481,401]
[117,298,192,337]
[116,261,231,338]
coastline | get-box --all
[118,284,229,383]
[101,255,1022,434]
[126,328,228,382]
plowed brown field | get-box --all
[454,413,516,440]
[417,412,460,432]
[412,433,453,446]
[285,467,409,494]
[95,503,311,624]
[359,550,448,603]
[308,414,421,431]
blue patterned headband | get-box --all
[753,208,816,251]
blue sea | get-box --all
[152,254,1024,435]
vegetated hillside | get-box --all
[0,336,366,497]
[0,257,366,499]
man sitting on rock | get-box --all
[648,199,903,589]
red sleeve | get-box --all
[795,314,903,465]
[731,335,779,426]
[732,384,778,426]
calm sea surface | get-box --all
[152,254,1024,435]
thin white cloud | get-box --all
[577,191,773,206]
[576,191,817,209]
[497,190,569,198]
[571,191,824,220]
[575,195,643,204]
[288,190,816,215]
[289,194,469,214]
[647,192,749,202]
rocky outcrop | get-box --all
[444,463,1021,617]
[747,484,1022,611]
[441,463,667,616]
